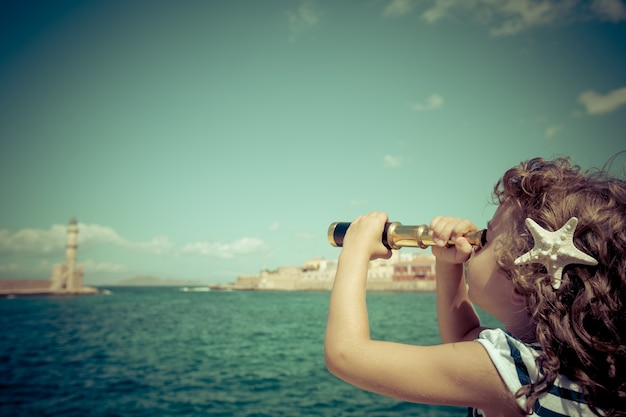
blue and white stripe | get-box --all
[471,328,600,416]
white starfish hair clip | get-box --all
[514,217,598,289]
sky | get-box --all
[1,0,625,286]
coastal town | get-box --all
[0,217,439,295]
[211,251,437,292]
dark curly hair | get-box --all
[493,156,626,416]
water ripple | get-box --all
[0,288,487,416]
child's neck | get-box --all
[503,312,537,343]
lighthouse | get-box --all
[49,217,84,291]
[65,217,79,290]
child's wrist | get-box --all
[338,246,373,265]
[435,261,464,280]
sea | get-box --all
[0,288,501,417]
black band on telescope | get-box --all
[330,222,393,250]
[331,222,351,247]
[381,222,391,250]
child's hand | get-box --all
[342,212,392,261]
[429,216,477,264]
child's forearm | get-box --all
[436,261,481,343]
[325,248,371,350]
[324,212,393,384]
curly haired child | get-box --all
[324,156,626,416]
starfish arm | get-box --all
[513,217,598,290]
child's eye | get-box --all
[471,230,487,257]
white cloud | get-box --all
[391,0,625,36]
[578,87,626,115]
[383,0,414,17]
[485,0,575,37]
[545,125,562,138]
[78,224,125,246]
[180,237,268,259]
[268,222,281,232]
[0,226,66,254]
[422,0,457,23]
[0,223,174,255]
[409,93,444,111]
[125,236,174,255]
[295,232,316,240]
[287,1,321,39]
[590,0,626,22]
[350,199,369,206]
[0,263,19,273]
[80,224,174,254]
[384,155,404,167]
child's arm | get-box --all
[325,212,392,362]
[429,216,483,343]
[324,213,519,413]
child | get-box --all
[324,156,626,416]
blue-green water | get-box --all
[0,288,491,416]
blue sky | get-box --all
[1,0,625,285]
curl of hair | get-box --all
[493,156,626,416]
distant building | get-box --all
[303,258,327,271]
[393,253,436,281]
[1,217,98,297]
[49,217,84,291]
[221,250,437,292]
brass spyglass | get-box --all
[328,221,486,250]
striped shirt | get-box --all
[469,328,601,416]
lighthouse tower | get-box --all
[65,217,79,290]
[49,217,84,291]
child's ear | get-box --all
[511,288,526,307]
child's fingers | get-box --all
[430,217,477,245]
[344,212,390,258]
[454,237,474,260]
[430,217,461,246]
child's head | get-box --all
[492,156,626,413]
